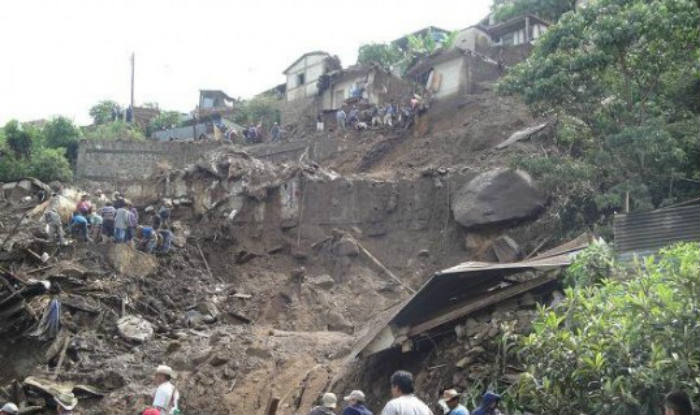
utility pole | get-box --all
[130,52,135,110]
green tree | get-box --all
[357,43,403,70]
[149,111,182,133]
[27,147,73,182]
[89,100,121,125]
[514,242,700,414]
[4,120,33,159]
[234,95,281,129]
[500,0,700,235]
[43,116,82,165]
[493,0,576,23]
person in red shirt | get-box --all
[76,194,93,215]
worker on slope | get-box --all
[43,205,66,245]
[54,391,78,415]
[664,390,693,415]
[336,108,347,130]
[441,389,469,415]
[98,201,116,238]
[76,194,92,216]
[471,392,501,415]
[308,392,338,415]
[270,122,281,142]
[69,212,91,242]
[0,402,18,415]
[113,204,130,243]
[152,365,180,415]
[380,370,433,415]
[342,390,372,415]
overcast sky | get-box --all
[0,0,491,126]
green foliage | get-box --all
[493,0,575,23]
[89,100,121,125]
[357,43,403,70]
[357,31,457,75]
[0,154,30,181]
[514,242,700,414]
[83,120,145,141]
[500,0,700,234]
[148,111,183,135]
[562,240,616,287]
[27,147,73,182]
[4,120,33,159]
[234,95,280,129]
[43,116,82,165]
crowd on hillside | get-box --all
[42,190,174,254]
[332,96,428,132]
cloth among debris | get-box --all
[27,297,61,340]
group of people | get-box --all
[43,190,174,255]
[0,365,180,415]
[238,121,282,144]
[307,370,696,415]
[334,96,427,133]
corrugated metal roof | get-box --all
[355,235,590,357]
[613,203,700,256]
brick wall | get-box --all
[76,140,222,181]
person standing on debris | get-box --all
[43,205,66,245]
[348,106,359,127]
[157,229,174,254]
[158,200,172,228]
[0,402,18,415]
[76,194,93,215]
[54,391,78,414]
[380,370,433,415]
[471,392,501,415]
[113,192,127,209]
[270,122,281,142]
[342,390,372,415]
[371,106,381,128]
[98,201,116,238]
[383,103,394,127]
[88,211,103,242]
[69,212,91,242]
[317,113,325,131]
[441,390,469,415]
[336,108,347,130]
[153,365,180,415]
[114,204,130,243]
[664,391,693,415]
[127,203,139,242]
[308,392,338,415]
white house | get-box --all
[283,51,340,102]
[453,14,550,53]
[318,65,413,111]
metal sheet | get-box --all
[614,203,700,255]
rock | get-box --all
[246,347,273,359]
[417,249,430,257]
[117,315,154,343]
[105,244,158,278]
[333,237,359,257]
[327,311,354,334]
[308,274,334,289]
[491,235,522,263]
[209,353,229,367]
[465,318,486,337]
[519,292,536,307]
[290,266,306,281]
[451,169,545,228]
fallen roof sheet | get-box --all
[614,201,700,260]
[356,234,591,357]
[495,122,548,149]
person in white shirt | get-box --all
[153,365,180,415]
[380,370,433,415]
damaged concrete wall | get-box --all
[76,140,222,181]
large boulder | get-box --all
[105,244,158,278]
[117,315,154,343]
[451,169,545,228]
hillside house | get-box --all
[454,14,550,53]
[405,47,501,99]
[199,90,235,110]
[318,65,413,111]
[283,51,341,102]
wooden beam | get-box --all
[265,397,280,415]
[406,275,556,337]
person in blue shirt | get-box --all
[342,390,372,415]
[69,212,91,242]
[136,225,158,253]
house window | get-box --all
[296,73,305,87]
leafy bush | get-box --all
[148,111,183,134]
[43,116,82,165]
[28,147,73,182]
[514,242,700,414]
[4,120,33,159]
[89,100,121,125]
[234,95,281,129]
[83,120,145,141]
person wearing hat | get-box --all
[308,392,338,415]
[441,390,469,415]
[54,391,78,414]
[153,365,180,415]
[0,402,18,415]
[342,390,372,415]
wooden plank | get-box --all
[406,275,555,337]
[265,397,280,415]
[355,239,415,294]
